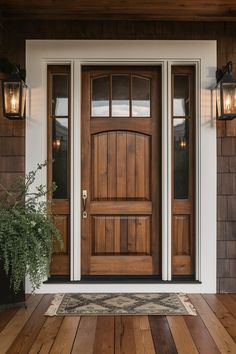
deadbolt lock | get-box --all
[82,189,87,199]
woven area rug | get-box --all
[45,293,196,316]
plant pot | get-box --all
[0,261,25,310]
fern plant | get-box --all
[0,162,62,293]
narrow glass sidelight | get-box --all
[47,65,71,276]
[171,66,195,277]
[52,74,69,116]
[52,118,69,199]
[50,72,70,199]
[173,75,190,117]
[173,118,189,199]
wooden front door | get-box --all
[81,66,161,276]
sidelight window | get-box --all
[172,66,195,276]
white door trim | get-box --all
[26,40,217,293]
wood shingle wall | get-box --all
[0,20,236,292]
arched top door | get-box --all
[81,66,161,276]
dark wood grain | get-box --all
[0,307,19,333]
[149,316,178,354]
[93,316,114,354]
[184,314,221,354]
[2,1,236,21]
[0,295,236,353]
[81,66,161,276]
[28,317,63,354]
[6,295,53,354]
[115,316,136,354]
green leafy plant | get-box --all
[0,161,62,293]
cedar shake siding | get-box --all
[0,20,236,291]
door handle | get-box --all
[82,189,88,218]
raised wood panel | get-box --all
[93,216,151,255]
[92,131,150,200]
[91,118,152,135]
[90,255,153,275]
[172,215,192,274]
[90,201,152,214]
[173,215,190,256]
[53,215,69,254]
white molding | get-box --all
[25,40,217,293]
[161,61,168,281]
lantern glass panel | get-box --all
[216,84,222,118]
[3,82,21,116]
[222,83,236,116]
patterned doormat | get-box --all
[45,293,196,316]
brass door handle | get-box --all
[82,189,88,218]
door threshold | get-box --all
[45,275,201,284]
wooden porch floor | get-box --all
[1,294,236,353]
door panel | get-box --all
[81,66,161,276]
[92,216,151,255]
[92,131,150,200]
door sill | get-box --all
[45,275,201,284]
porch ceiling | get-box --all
[1,0,236,21]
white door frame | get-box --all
[26,40,217,293]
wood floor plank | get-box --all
[50,316,80,354]
[216,294,236,319]
[230,294,236,303]
[167,316,198,354]
[189,294,236,354]
[71,316,97,354]
[6,295,53,354]
[0,307,19,333]
[184,314,220,354]
[133,316,155,354]
[94,316,114,354]
[28,316,63,354]
[149,316,177,354]
[204,294,236,342]
[0,294,43,354]
[115,316,136,354]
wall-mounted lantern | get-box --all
[216,61,236,120]
[0,58,27,120]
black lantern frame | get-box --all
[216,61,236,120]
[0,58,27,120]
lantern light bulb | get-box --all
[53,137,63,150]
[10,94,17,112]
[179,137,187,149]
[225,94,232,113]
